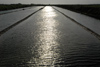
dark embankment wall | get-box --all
[56,5,100,19]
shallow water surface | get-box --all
[0,6,100,67]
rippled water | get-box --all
[0,6,100,67]
[28,6,60,66]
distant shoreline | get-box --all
[1,4,100,20]
[0,4,34,11]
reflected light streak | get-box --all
[29,6,60,67]
[43,6,57,17]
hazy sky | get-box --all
[0,0,100,4]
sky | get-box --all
[0,0,100,4]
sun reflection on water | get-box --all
[28,6,60,67]
[43,6,57,17]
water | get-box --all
[0,6,43,31]
[0,6,100,67]
[54,6,100,35]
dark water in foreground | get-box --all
[0,6,100,67]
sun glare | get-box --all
[44,6,54,12]
[29,6,60,66]
[43,6,57,17]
